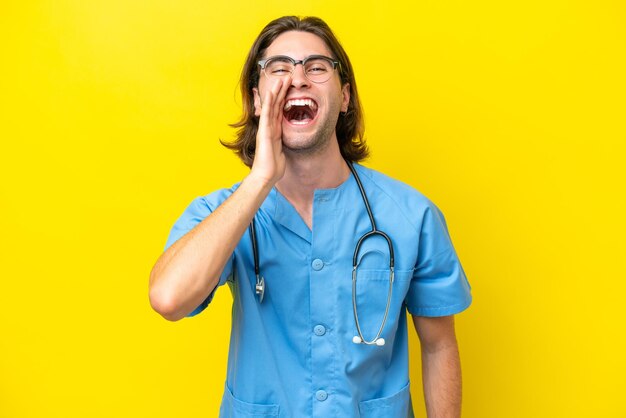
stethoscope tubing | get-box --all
[249,160,395,346]
[347,161,395,346]
[248,220,265,303]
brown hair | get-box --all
[221,16,368,166]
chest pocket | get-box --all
[353,267,414,342]
[220,384,280,418]
[359,382,414,418]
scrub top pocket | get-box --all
[220,384,280,418]
[353,268,413,342]
[358,381,414,418]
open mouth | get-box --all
[283,98,318,125]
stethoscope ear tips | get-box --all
[352,336,386,346]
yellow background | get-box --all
[1,1,624,417]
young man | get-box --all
[150,16,472,418]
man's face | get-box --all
[253,31,350,154]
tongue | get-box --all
[285,106,315,123]
[293,109,312,121]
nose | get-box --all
[291,63,310,88]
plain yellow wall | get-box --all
[1,1,625,417]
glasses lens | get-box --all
[304,58,334,83]
[264,57,294,78]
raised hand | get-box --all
[149,75,293,321]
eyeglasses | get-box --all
[258,55,339,84]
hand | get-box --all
[250,76,291,186]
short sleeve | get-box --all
[405,204,472,317]
[164,194,235,317]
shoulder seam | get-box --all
[359,166,423,235]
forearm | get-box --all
[421,341,462,418]
[149,173,273,321]
[149,76,291,321]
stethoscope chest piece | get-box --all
[255,275,265,303]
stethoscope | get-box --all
[248,161,395,347]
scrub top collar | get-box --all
[271,165,358,244]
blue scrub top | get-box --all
[165,164,472,418]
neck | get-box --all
[275,139,351,228]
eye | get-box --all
[308,66,328,73]
[266,58,293,76]
[306,60,331,74]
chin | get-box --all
[282,135,329,154]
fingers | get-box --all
[251,77,291,184]
[261,76,291,128]
[274,76,291,120]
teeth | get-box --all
[283,99,316,112]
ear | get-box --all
[341,83,350,113]
[252,87,262,117]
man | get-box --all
[149,16,472,418]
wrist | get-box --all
[244,170,277,194]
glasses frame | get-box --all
[258,55,340,84]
